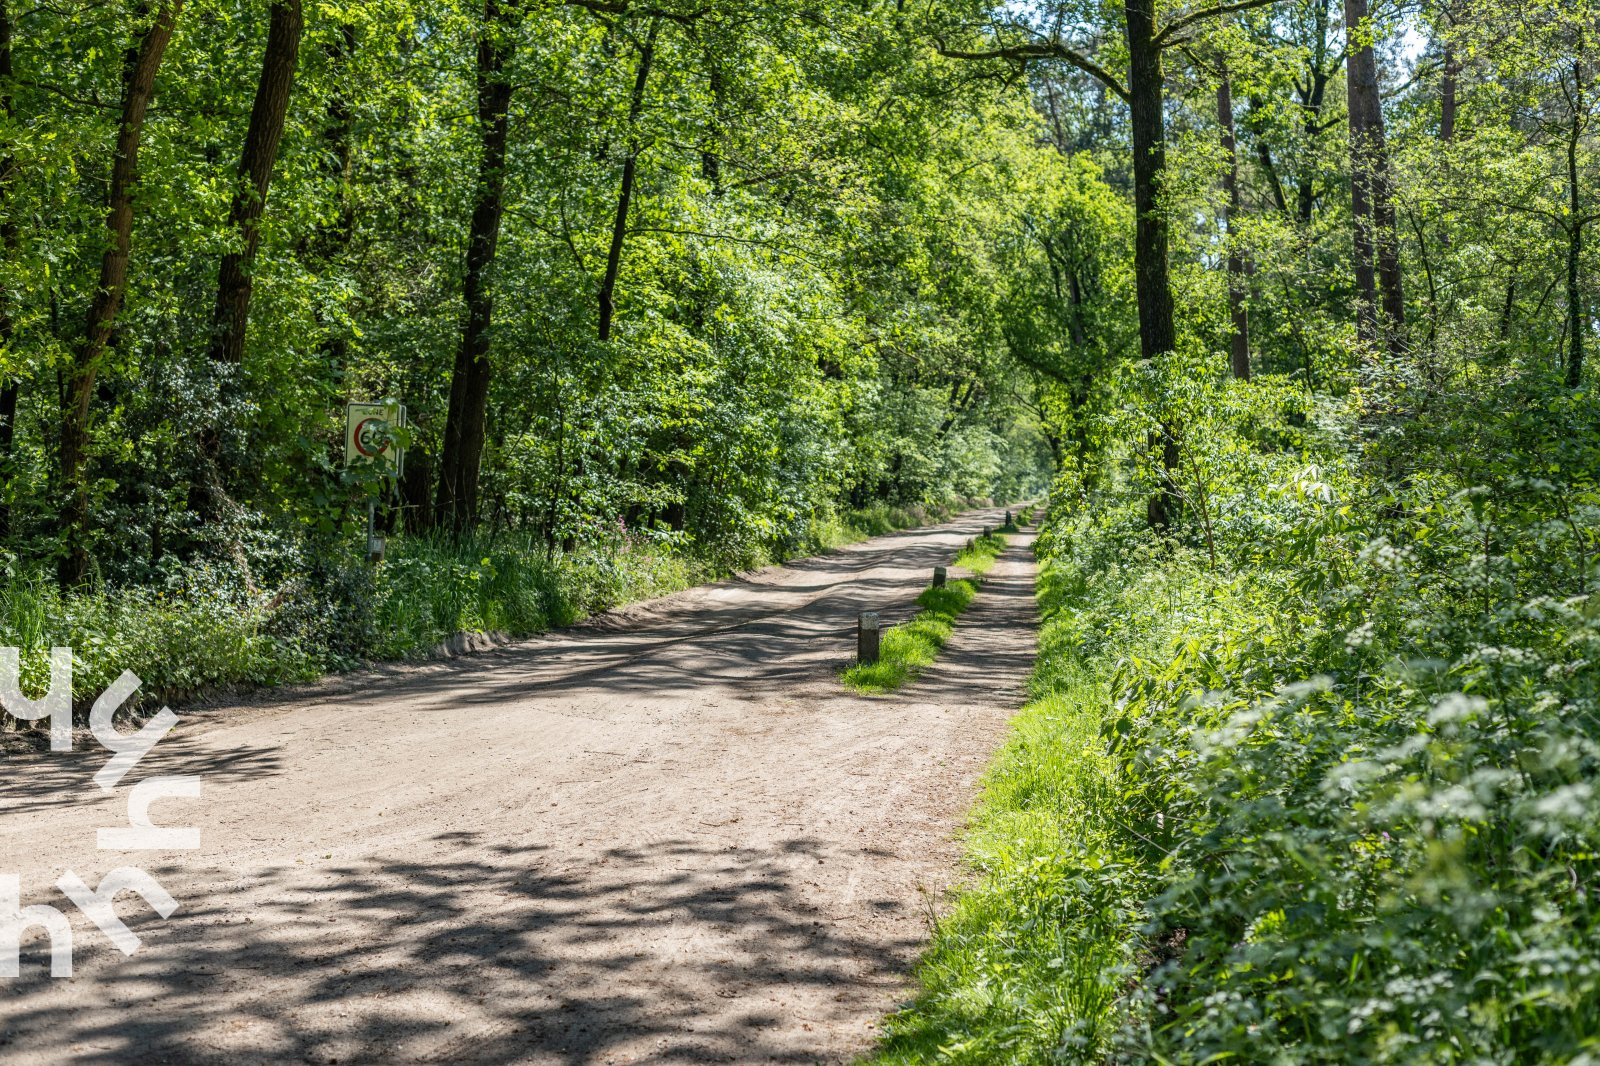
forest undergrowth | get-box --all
[877,364,1600,1064]
[0,497,994,714]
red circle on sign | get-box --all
[354,417,388,458]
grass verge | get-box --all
[868,556,1144,1063]
[841,579,977,694]
[954,531,1008,576]
[842,530,1011,694]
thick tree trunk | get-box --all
[436,0,517,532]
[1344,0,1405,353]
[193,0,302,522]
[1124,0,1179,531]
[58,0,181,586]
[597,17,660,343]
[1218,68,1250,380]
[209,0,302,367]
[1125,0,1175,362]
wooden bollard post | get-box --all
[857,612,881,665]
[933,565,946,588]
[1005,510,1012,527]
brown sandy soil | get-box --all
[0,508,1039,1065]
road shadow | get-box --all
[0,738,285,817]
[1,830,922,1065]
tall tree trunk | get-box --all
[1218,66,1251,380]
[1344,0,1405,353]
[208,0,302,368]
[1567,76,1585,388]
[193,0,302,521]
[1125,0,1175,362]
[436,0,517,532]
[1124,0,1179,530]
[0,0,19,539]
[58,0,181,586]
[597,17,660,343]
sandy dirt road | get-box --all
[0,509,1039,1065]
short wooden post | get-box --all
[933,565,946,588]
[1005,510,1012,527]
[857,612,881,665]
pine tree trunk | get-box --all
[436,0,517,532]
[58,0,181,586]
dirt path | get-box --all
[0,510,1039,1065]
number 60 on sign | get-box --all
[344,401,408,476]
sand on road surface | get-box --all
[0,508,1039,1065]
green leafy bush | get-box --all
[879,364,1600,1064]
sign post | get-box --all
[344,401,407,562]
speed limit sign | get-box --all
[344,401,407,475]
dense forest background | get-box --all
[0,0,1068,593]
